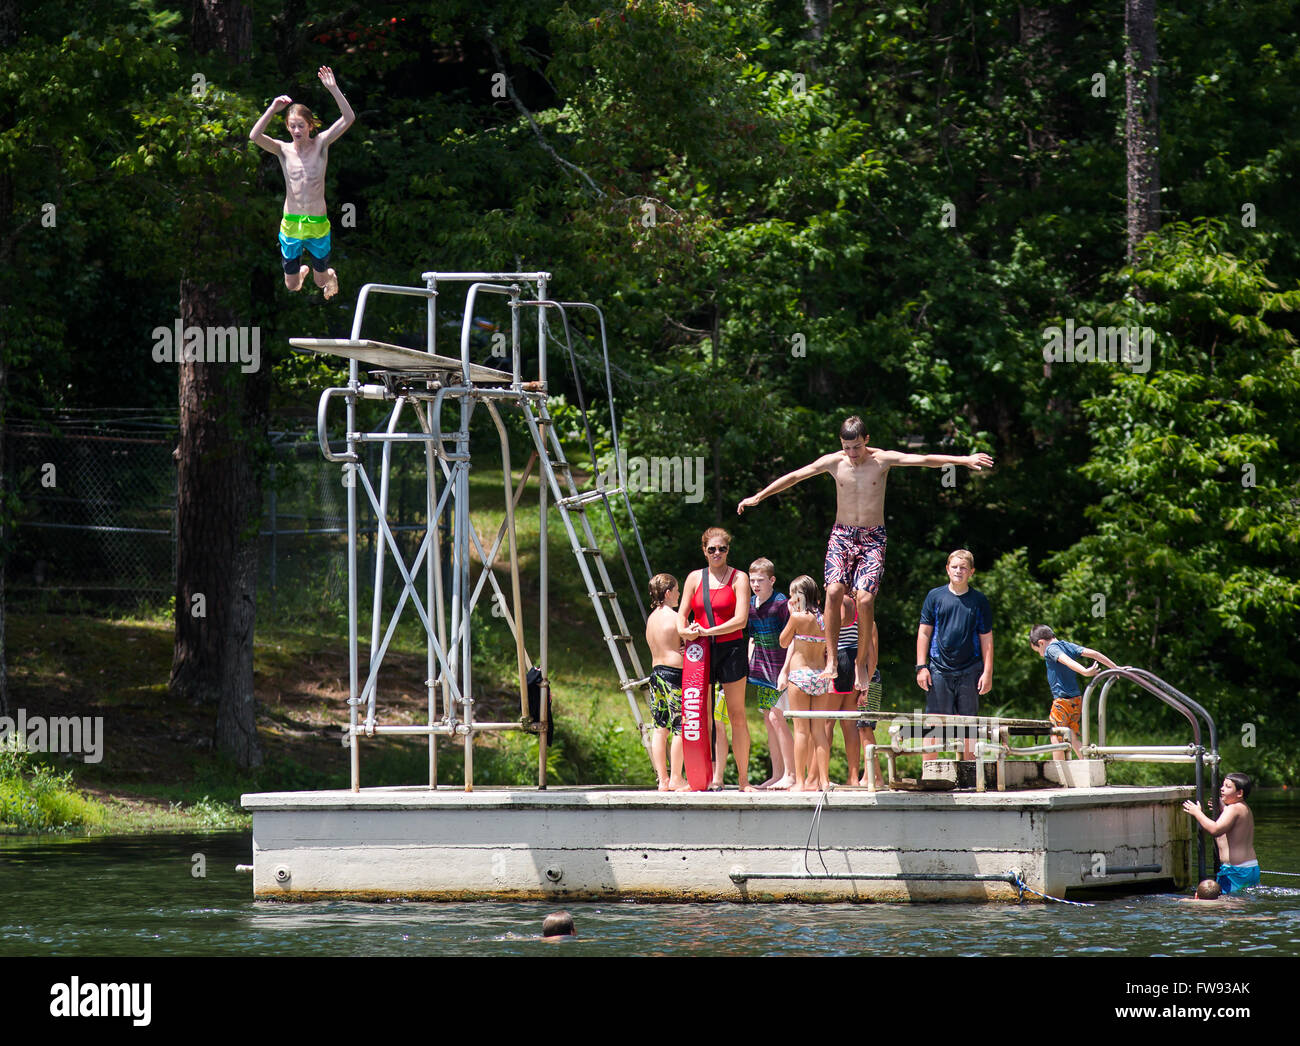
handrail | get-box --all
[1082,666,1218,882]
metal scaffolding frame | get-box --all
[292,271,654,792]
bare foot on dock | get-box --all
[768,774,795,791]
[657,778,671,792]
[668,775,688,790]
[674,782,694,792]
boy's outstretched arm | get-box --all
[250,95,291,153]
[315,66,356,146]
[737,454,834,514]
[876,450,994,471]
[1181,800,1240,836]
[1080,647,1118,670]
[1056,652,1100,677]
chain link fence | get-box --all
[5,412,427,612]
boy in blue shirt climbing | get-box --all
[1028,625,1117,759]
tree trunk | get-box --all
[803,1,832,41]
[193,0,252,60]
[1125,0,1160,264]
[1018,6,1068,192]
[170,0,264,767]
[0,0,18,719]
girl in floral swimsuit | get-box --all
[780,575,836,792]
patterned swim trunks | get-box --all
[649,665,683,735]
[753,683,782,713]
[1049,696,1082,737]
[824,523,887,594]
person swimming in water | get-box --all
[1183,773,1259,894]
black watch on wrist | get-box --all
[914,664,927,672]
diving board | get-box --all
[289,338,513,383]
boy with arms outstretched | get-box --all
[250,66,355,298]
[738,415,992,690]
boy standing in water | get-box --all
[249,66,355,299]
[738,415,992,691]
[1183,773,1259,894]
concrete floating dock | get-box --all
[243,784,1194,902]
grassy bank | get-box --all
[6,446,1279,832]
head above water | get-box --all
[542,910,575,938]
[1195,879,1222,900]
[1223,772,1252,802]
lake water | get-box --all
[2,790,1296,958]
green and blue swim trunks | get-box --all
[278,213,332,273]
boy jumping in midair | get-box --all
[738,415,993,690]
[249,66,354,299]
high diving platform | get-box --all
[282,272,655,793]
[244,270,1219,904]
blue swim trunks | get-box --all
[1216,859,1260,894]
[278,213,332,273]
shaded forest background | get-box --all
[2,0,1297,780]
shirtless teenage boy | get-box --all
[737,415,993,689]
[1183,772,1259,894]
[249,66,355,298]
[645,573,688,791]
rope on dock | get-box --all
[803,789,833,876]
[1014,877,1095,907]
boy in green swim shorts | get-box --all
[249,65,355,299]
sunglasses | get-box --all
[706,545,729,554]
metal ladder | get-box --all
[518,393,654,748]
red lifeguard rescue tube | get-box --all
[681,637,713,790]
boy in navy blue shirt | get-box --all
[1028,625,1116,759]
[915,549,993,759]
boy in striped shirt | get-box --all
[747,559,794,789]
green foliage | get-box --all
[0,742,107,831]
[7,0,1300,787]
